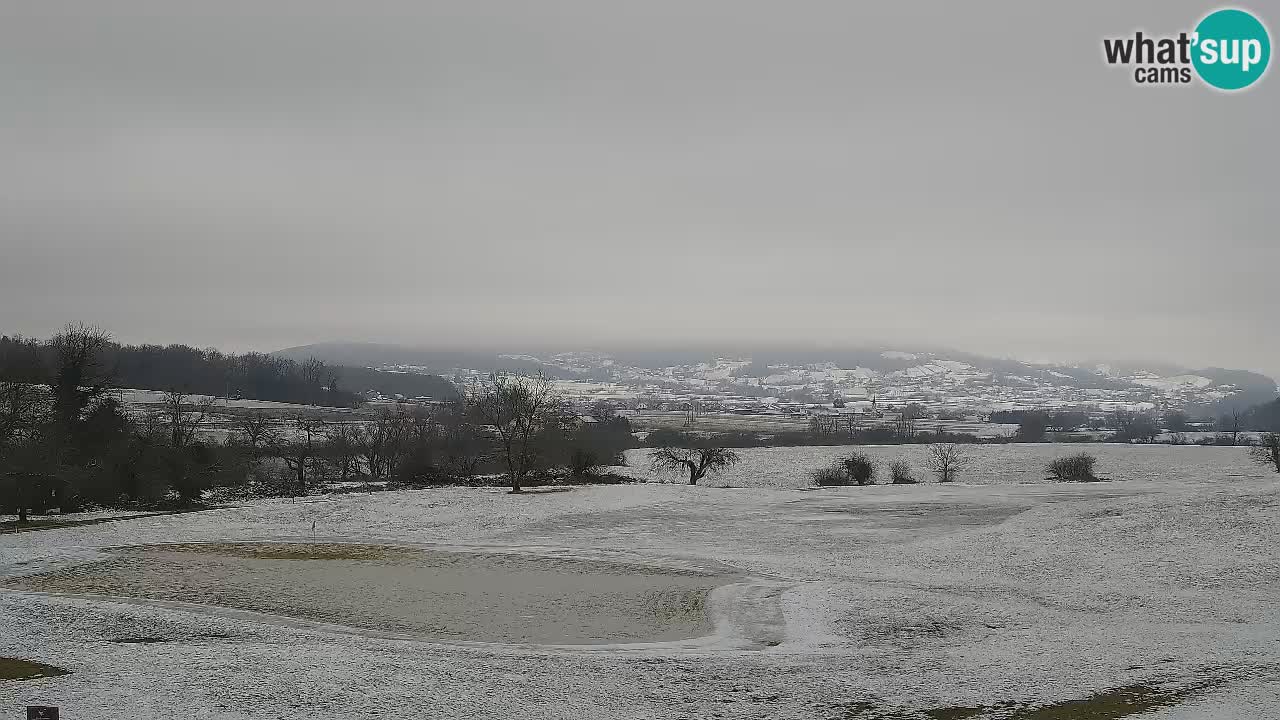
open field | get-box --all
[622,442,1269,488]
[2,444,1278,718]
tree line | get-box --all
[1007,404,1280,445]
[0,332,360,407]
[0,332,461,408]
[1,326,638,519]
[0,324,230,519]
[232,376,637,496]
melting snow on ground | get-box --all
[3,444,1278,718]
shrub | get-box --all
[568,448,601,478]
[840,453,877,485]
[1047,453,1098,482]
[811,466,848,486]
[889,460,917,484]
[1250,433,1280,473]
[812,452,877,486]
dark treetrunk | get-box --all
[501,438,522,493]
[684,460,705,485]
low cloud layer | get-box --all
[1,1,1276,375]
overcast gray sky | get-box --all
[1,1,1276,375]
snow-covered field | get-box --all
[2,444,1278,718]
[623,442,1267,488]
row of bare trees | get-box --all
[215,373,637,496]
[227,401,488,496]
[4,350,641,517]
[461,372,637,492]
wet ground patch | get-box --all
[996,680,1219,719]
[831,678,1222,719]
[0,657,69,681]
[0,508,215,535]
[5,542,734,645]
[152,542,417,561]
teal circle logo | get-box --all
[1192,8,1271,90]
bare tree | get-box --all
[230,410,275,481]
[1251,433,1280,473]
[353,409,399,480]
[271,416,325,495]
[895,403,926,440]
[650,447,739,485]
[380,404,414,479]
[232,411,273,453]
[324,422,361,482]
[137,408,166,442]
[435,399,483,479]
[390,403,439,483]
[841,412,863,436]
[1112,410,1159,443]
[48,323,114,430]
[809,413,840,437]
[682,400,703,428]
[589,399,619,424]
[925,443,972,483]
[1220,409,1243,447]
[161,390,213,448]
[470,372,563,492]
[299,357,325,406]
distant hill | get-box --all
[333,365,459,401]
[273,342,573,377]
[275,341,1277,413]
[1242,397,1280,431]
[0,334,461,407]
[1189,367,1280,415]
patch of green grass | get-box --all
[2,516,131,534]
[833,680,1219,720]
[1004,682,1213,719]
[0,657,70,681]
[921,709,986,720]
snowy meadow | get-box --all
[3,442,1278,719]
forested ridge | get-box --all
[0,334,457,406]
